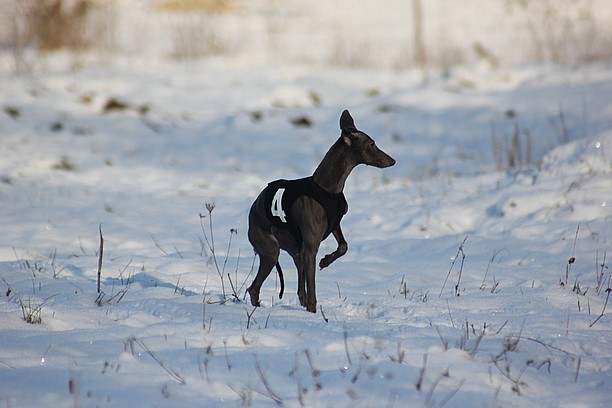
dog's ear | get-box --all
[340,110,357,134]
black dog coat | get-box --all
[263,177,348,246]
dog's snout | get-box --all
[382,156,396,168]
[376,150,396,168]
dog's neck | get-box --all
[312,137,357,195]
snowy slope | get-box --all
[0,0,611,405]
[1,58,610,407]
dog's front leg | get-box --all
[297,263,307,308]
[299,241,319,313]
[319,224,348,269]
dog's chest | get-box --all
[264,177,347,242]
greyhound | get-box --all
[247,109,396,313]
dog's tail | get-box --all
[275,262,285,299]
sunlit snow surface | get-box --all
[1,9,611,407]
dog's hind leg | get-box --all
[247,225,280,307]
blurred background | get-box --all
[1,0,612,73]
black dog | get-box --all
[247,110,395,312]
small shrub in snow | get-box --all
[52,156,76,171]
[18,295,53,324]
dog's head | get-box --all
[340,110,396,168]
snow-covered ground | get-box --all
[1,1,611,407]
